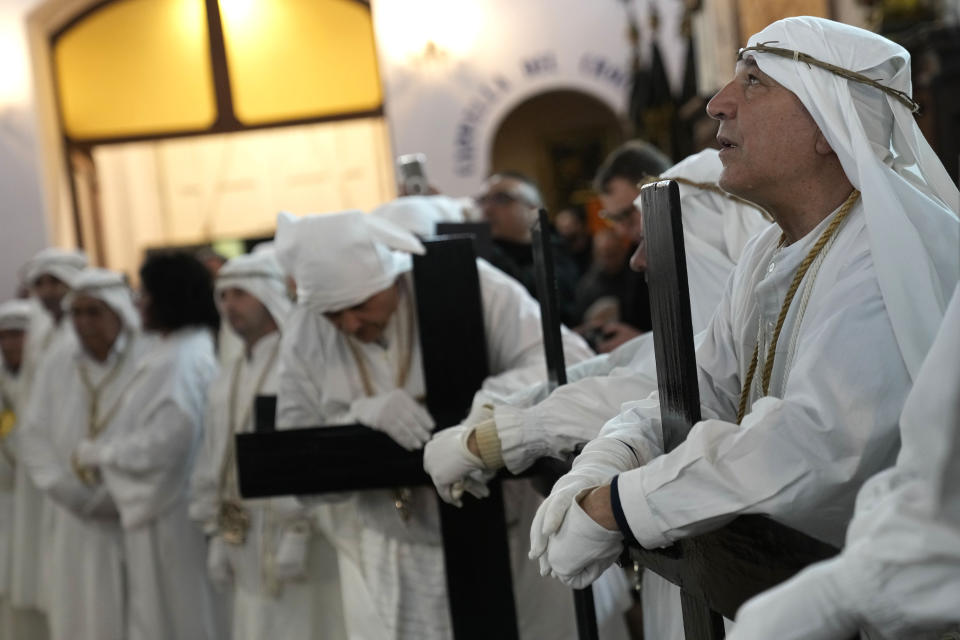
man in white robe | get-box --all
[423,148,771,640]
[0,299,31,638]
[74,252,225,640]
[190,251,349,639]
[274,208,594,640]
[729,284,960,639]
[530,14,959,631]
[11,248,86,639]
[20,268,146,640]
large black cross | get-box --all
[630,180,850,639]
[236,235,519,640]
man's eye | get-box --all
[746,74,760,86]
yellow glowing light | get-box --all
[54,0,216,139]
[218,0,256,23]
[218,0,383,125]
[373,0,482,63]
[0,18,31,107]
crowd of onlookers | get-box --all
[478,141,673,353]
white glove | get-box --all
[273,525,310,582]
[424,425,493,507]
[75,439,105,467]
[544,497,623,589]
[207,536,232,590]
[530,435,639,565]
[352,390,435,451]
[529,470,608,568]
[729,558,861,640]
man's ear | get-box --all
[814,130,834,156]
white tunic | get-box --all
[95,328,225,640]
[557,202,917,638]
[19,332,145,640]
[606,202,909,548]
[0,363,24,633]
[277,260,593,640]
[190,331,347,640]
[11,311,74,613]
[728,284,960,640]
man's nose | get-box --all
[706,82,735,121]
[629,244,647,272]
[339,311,362,335]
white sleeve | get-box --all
[479,336,649,410]
[558,279,743,495]
[732,475,960,640]
[19,393,94,516]
[276,318,327,430]
[495,371,658,474]
[99,400,198,474]
[615,252,908,549]
[733,286,960,640]
[189,385,222,533]
[17,353,106,517]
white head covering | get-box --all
[274,210,425,314]
[215,250,292,331]
[66,268,140,331]
[741,16,959,379]
[23,248,88,288]
[370,195,466,237]
[0,300,32,331]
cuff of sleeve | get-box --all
[474,420,505,470]
[494,404,547,473]
[615,467,672,549]
[610,475,639,546]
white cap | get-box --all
[274,210,425,314]
[370,195,466,237]
[23,248,88,288]
[215,250,292,332]
[0,300,32,331]
[66,268,140,331]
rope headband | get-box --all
[738,41,920,114]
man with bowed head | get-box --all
[274,207,593,640]
[530,14,959,633]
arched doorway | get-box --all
[489,89,625,215]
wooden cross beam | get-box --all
[635,180,849,639]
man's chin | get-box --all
[717,173,750,201]
[354,328,384,344]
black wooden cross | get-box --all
[237,236,519,640]
[632,180,850,639]
[530,209,600,640]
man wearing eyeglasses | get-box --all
[476,171,581,329]
[589,141,672,352]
